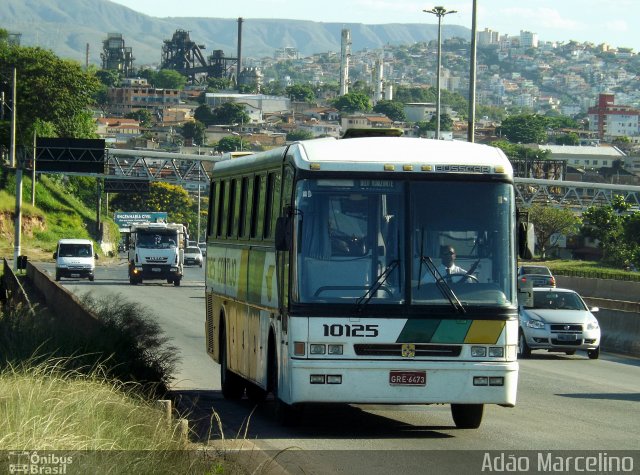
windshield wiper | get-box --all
[419,256,466,315]
[356,260,400,309]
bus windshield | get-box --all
[294,178,515,308]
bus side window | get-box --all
[250,174,264,240]
[207,181,217,238]
[264,172,277,239]
[217,180,227,238]
[239,176,249,239]
[227,178,238,238]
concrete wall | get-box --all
[26,262,101,335]
[556,275,640,356]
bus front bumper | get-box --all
[283,359,518,406]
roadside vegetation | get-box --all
[0,172,120,260]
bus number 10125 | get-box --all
[322,324,379,338]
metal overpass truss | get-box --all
[104,149,640,211]
[515,178,640,211]
[105,149,219,190]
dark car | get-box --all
[517,265,555,289]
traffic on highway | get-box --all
[37,257,639,473]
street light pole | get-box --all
[467,0,478,143]
[424,6,456,140]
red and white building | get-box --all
[588,93,640,140]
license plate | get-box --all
[70,273,80,277]
[389,370,426,386]
[557,334,577,341]
[152,267,161,272]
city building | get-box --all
[107,78,181,116]
[588,93,640,140]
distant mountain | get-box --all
[0,0,470,67]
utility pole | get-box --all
[31,130,36,205]
[467,0,478,143]
[10,67,17,168]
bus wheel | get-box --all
[268,340,296,425]
[220,326,244,400]
[451,404,484,429]
[173,278,181,287]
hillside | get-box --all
[0,173,117,261]
[0,0,470,66]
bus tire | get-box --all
[220,324,244,400]
[173,278,181,287]
[451,404,484,429]
[267,335,297,425]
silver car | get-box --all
[184,246,203,267]
[518,287,601,359]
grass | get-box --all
[0,173,120,260]
[0,360,235,474]
[526,258,640,282]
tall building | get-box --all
[477,28,499,47]
[519,30,539,48]
[588,93,640,139]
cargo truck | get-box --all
[127,222,186,286]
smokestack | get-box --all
[237,17,243,89]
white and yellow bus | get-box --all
[205,136,524,428]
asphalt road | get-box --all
[36,260,640,474]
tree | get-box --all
[193,104,215,125]
[528,204,581,259]
[95,69,120,87]
[332,92,371,113]
[555,133,580,145]
[499,114,548,144]
[0,43,101,144]
[110,182,196,232]
[125,109,153,126]
[581,195,633,265]
[373,100,406,122]
[181,121,206,145]
[216,136,246,152]
[155,69,187,89]
[285,84,315,102]
[206,77,232,91]
[210,102,250,125]
[286,130,314,141]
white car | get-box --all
[184,246,203,267]
[518,287,601,359]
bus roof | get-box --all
[213,137,513,178]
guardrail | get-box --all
[556,275,640,356]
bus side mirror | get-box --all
[53,252,57,259]
[275,217,291,251]
[518,222,535,260]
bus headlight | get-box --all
[309,344,326,355]
[328,344,343,355]
[489,347,504,357]
[471,346,487,357]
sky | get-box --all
[108,0,640,52]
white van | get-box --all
[53,239,98,281]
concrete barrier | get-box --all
[26,261,101,335]
[556,275,640,357]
